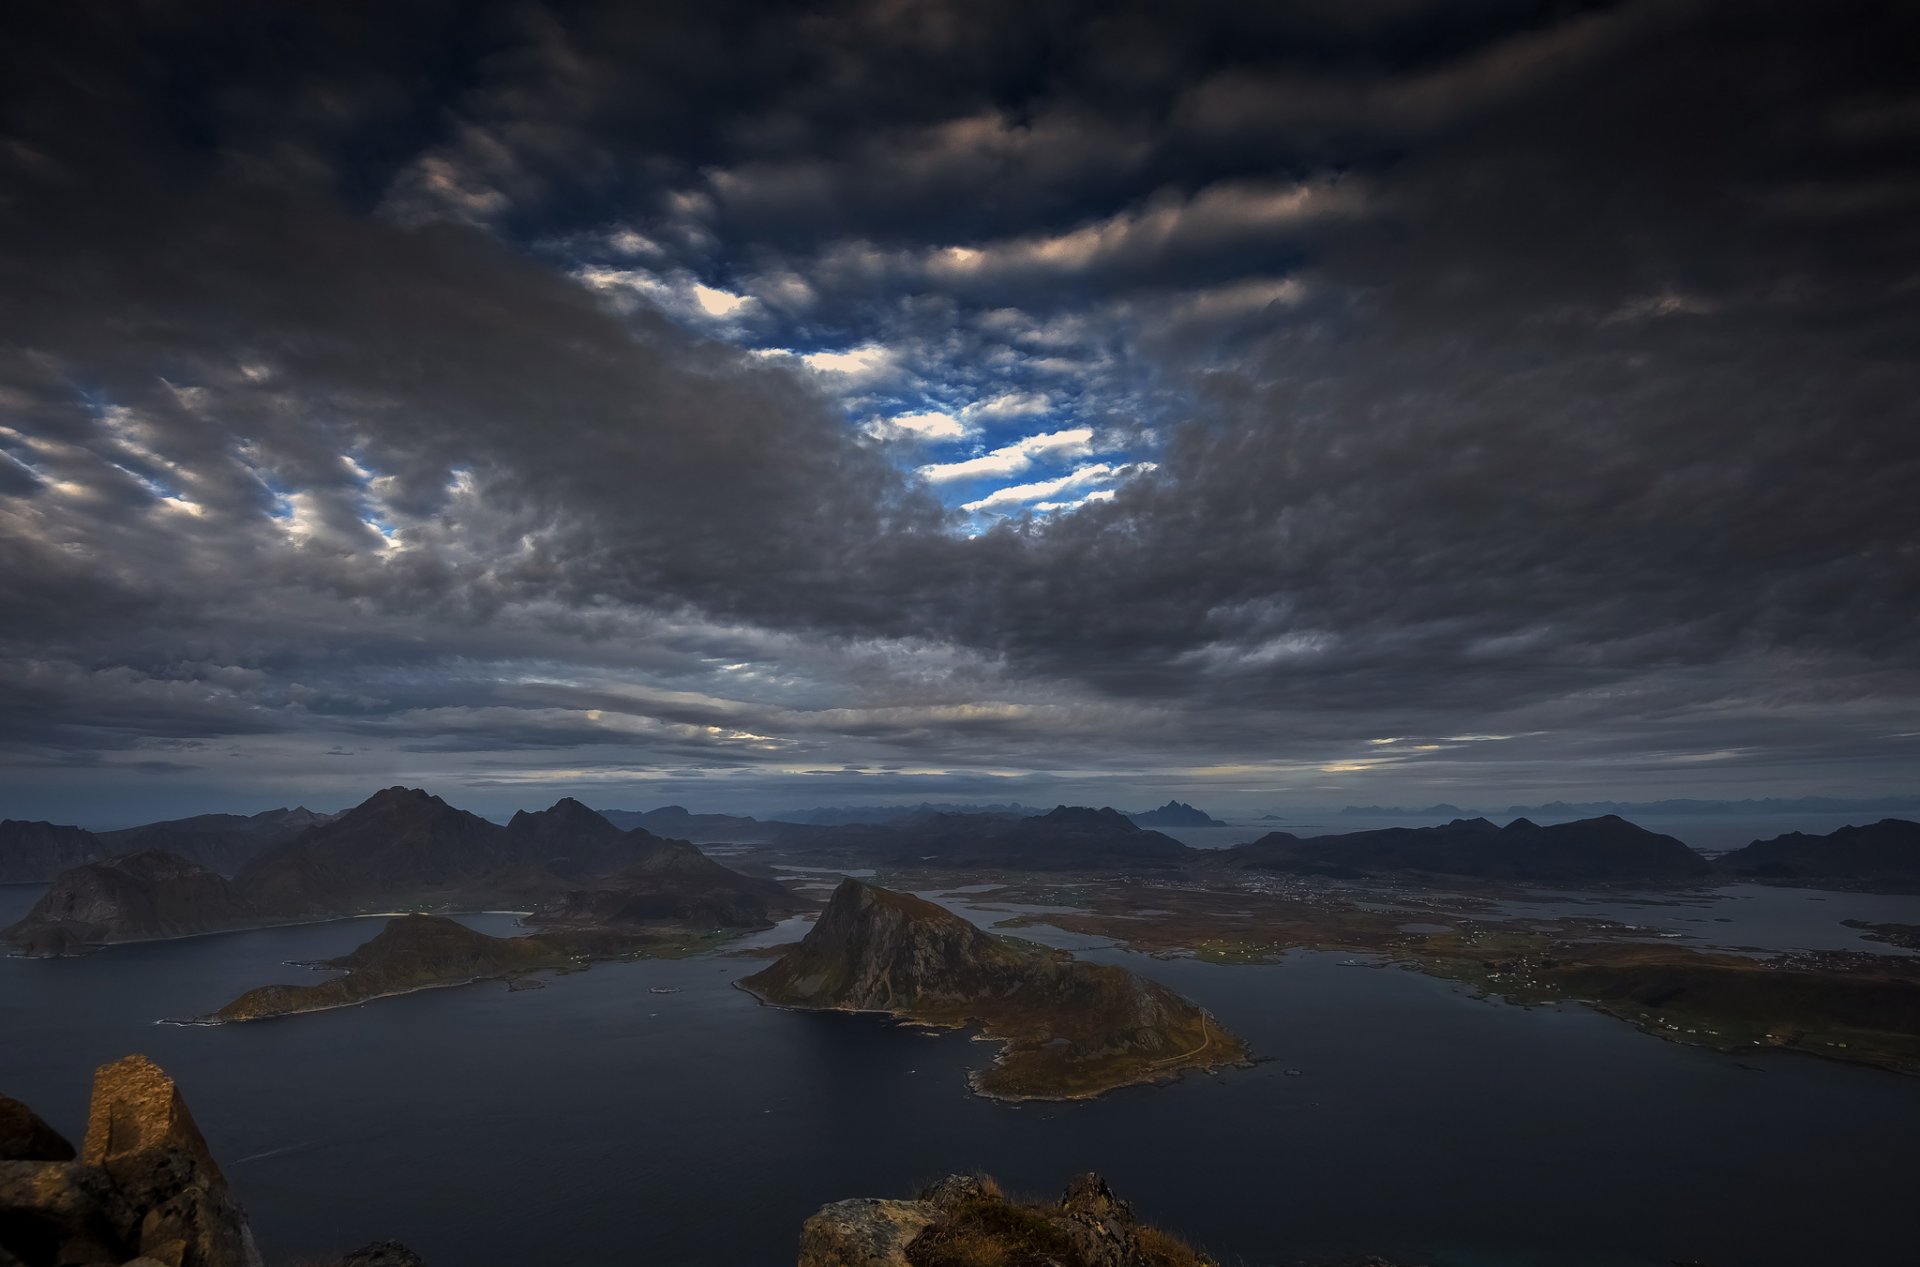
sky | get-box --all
[0,0,1916,826]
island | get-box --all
[1126,800,1226,828]
[215,915,584,1021]
[739,878,1248,1100]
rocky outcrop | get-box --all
[799,1173,1218,1267]
[742,880,1247,1100]
[1231,814,1711,885]
[799,1198,940,1267]
[0,1056,261,1267]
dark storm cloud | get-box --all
[0,0,1915,821]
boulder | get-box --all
[81,1055,261,1267]
[339,1241,428,1267]
[0,1056,261,1267]
[798,1197,940,1267]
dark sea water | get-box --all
[4,881,1920,1267]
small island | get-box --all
[216,915,584,1021]
[739,878,1248,1100]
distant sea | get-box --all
[4,881,1919,1266]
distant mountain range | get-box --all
[761,801,1041,826]
[772,805,1192,871]
[1334,795,1920,818]
[1233,815,1713,885]
[0,807,331,883]
[2,789,804,955]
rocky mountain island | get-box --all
[741,879,1247,1100]
[1228,813,1712,885]
[1126,800,1226,828]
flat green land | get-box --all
[984,878,1920,1076]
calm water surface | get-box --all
[3,882,1919,1266]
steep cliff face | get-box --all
[1,852,265,953]
[742,880,1247,1099]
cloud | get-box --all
[962,463,1152,513]
[918,428,1096,483]
[863,411,974,442]
[0,0,1916,822]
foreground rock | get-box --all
[1,1058,424,1267]
[0,1055,261,1267]
[800,1172,1245,1267]
[742,879,1247,1100]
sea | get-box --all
[3,879,1918,1267]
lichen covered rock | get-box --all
[0,1055,260,1267]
